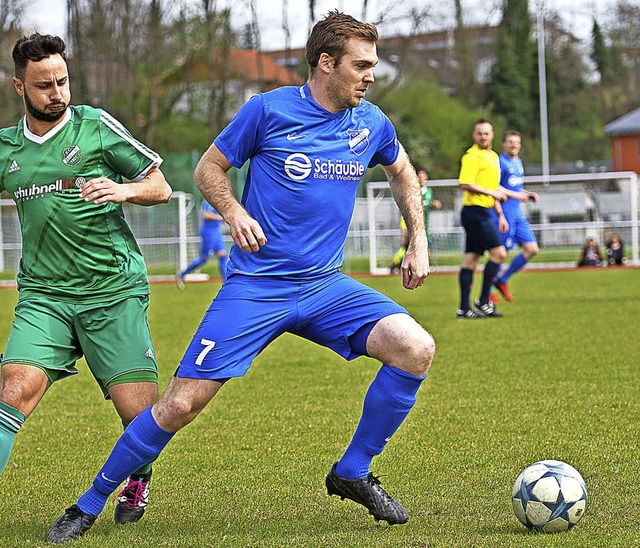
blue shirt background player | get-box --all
[490,131,539,303]
[47,12,436,538]
[176,200,228,285]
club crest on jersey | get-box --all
[347,128,370,156]
[62,145,82,167]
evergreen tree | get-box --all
[591,20,611,83]
[486,0,533,132]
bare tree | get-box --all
[202,0,218,136]
[0,0,23,33]
[214,7,233,135]
[370,5,432,104]
[281,0,291,64]
[307,0,315,38]
[66,0,90,104]
[248,0,263,88]
[144,0,165,145]
[0,0,25,125]
[453,0,475,104]
[202,0,234,137]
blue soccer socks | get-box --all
[77,406,174,516]
[336,365,426,479]
[0,401,25,474]
[180,256,207,278]
[499,253,528,283]
[180,254,227,281]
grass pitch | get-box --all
[0,268,638,547]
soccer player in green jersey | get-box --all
[0,33,172,524]
[389,168,441,272]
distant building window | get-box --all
[415,40,453,51]
[276,57,299,67]
[477,36,495,45]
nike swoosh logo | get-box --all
[286,133,306,141]
[101,472,119,484]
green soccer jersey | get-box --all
[421,186,433,226]
[0,105,163,303]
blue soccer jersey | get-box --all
[493,152,536,248]
[499,153,525,218]
[201,200,222,230]
[214,84,399,278]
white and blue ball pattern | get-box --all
[512,460,588,533]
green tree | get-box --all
[603,0,639,109]
[540,11,607,163]
[379,77,504,179]
[453,0,476,105]
[591,20,610,83]
[486,0,533,133]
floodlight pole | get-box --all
[537,8,550,182]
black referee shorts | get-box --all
[461,205,502,255]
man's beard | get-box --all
[324,80,359,111]
[24,88,67,123]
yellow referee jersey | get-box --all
[458,143,500,208]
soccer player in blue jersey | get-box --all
[0,33,172,525]
[490,131,538,303]
[176,200,228,285]
[46,11,435,542]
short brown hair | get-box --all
[305,10,378,77]
[502,130,521,142]
[473,118,493,130]
[13,33,66,80]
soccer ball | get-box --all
[512,460,588,533]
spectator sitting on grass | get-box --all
[605,233,626,265]
[577,237,603,267]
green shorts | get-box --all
[1,294,158,397]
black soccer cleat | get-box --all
[45,504,97,543]
[456,308,484,319]
[473,299,504,318]
[326,462,409,525]
[114,471,152,524]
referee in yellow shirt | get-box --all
[457,119,508,318]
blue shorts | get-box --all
[491,210,536,250]
[177,271,408,380]
[461,206,502,255]
[200,227,226,256]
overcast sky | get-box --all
[20,0,604,49]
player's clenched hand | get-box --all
[80,177,131,204]
[227,211,267,252]
[401,246,430,290]
[494,188,508,203]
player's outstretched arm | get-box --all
[80,167,172,206]
[194,143,266,252]
[382,145,429,290]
